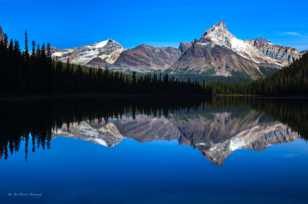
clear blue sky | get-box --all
[1,0,308,50]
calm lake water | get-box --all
[0,97,307,204]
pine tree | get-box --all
[32,41,36,56]
[24,30,29,58]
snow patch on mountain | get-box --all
[199,21,285,66]
[52,39,125,68]
[90,40,109,49]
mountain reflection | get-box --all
[54,105,300,165]
[0,97,307,164]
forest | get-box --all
[0,32,211,97]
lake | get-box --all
[0,97,307,204]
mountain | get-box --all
[247,38,300,66]
[170,43,263,80]
[199,21,299,66]
[110,44,182,72]
[50,21,302,81]
[52,39,124,68]
[171,21,301,80]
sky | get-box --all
[0,0,308,50]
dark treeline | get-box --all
[209,53,308,97]
[0,32,212,96]
[252,100,308,139]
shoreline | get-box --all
[0,94,308,102]
[0,94,210,102]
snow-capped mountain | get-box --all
[199,21,282,65]
[247,38,301,66]
[52,39,124,68]
[171,21,301,80]
[51,21,302,80]
[170,42,263,79]
[199,21,301,66]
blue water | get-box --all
[1,100,308,204]
[1,136,308,204]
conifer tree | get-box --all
[32,41,36,56]
[24,30,29,58]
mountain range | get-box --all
[52,21,302,81]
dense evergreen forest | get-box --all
[210,53,308,96]
[0,32,211,96]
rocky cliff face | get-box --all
[198,21,299,66]
[111,44,182,72]
[248,38,301,66]
[52,39,124,68]
[171,21,301,80]
[170,43,263,79]
[179,42,192,53]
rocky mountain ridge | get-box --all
[170,21,301,79]
[199,21,300,66]
[50,22,302,80]
[52,39,124,68]
[247,38,300,66]
[111,44,182,72]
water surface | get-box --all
[0,98,307,204]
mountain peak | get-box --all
[213,21,227,30]
[207,21,229,35]
[89,39,122,49]
[52,39,125,67]
[194,22,291,66]
[200,21,234,48]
